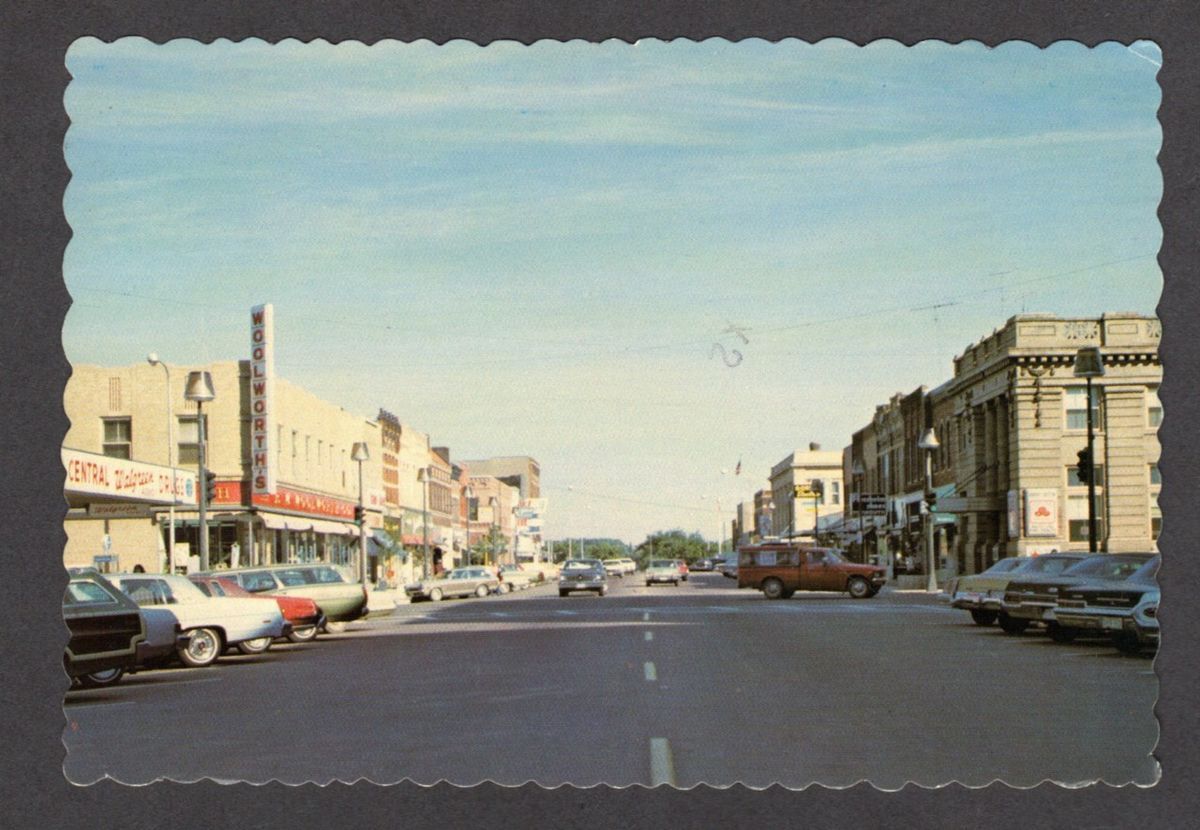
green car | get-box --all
[644,559,681,587]
[945,554,1086,625]
[215,564,369,625]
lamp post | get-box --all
[851,460,866,564]
[147,354,176,573]
[183,371,215,572]
[351,442,369,587]
[489,496,499,566]
[462,484,475,567]
[917,427,940,592]
[1074,346,1106,553]
[418,467,431,578]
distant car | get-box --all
[645,559,681,586]
[1000,552,1156,637]
[497,564,535,592]
[112,573,288,667]
[1052,556,1160,651]
[719,558,739,579]
[945,553,1087,626]
[558,559,609,597]
[406,567,499,602]
[191,575,325,649]
[215,564,370,628]
[602,559,626,578]
[63,571,145,689]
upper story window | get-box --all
[1064,386,1104,431]
[102,417,132,459]
[1149,462,1161,486]
[1067,463,1105,488]
[831,480,841,505]
[1146,386,1162,428]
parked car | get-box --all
[945,553,1088,626]
[602,559,627,578]
[214,564,369,629]
[999,552,1157,637]
[691,558,715,572]
[558,559,609,597]
[406,567,499,601]
[719,558,739,579]
[497,564,535,592]
[112,573,289,667]
[1051,556,1161,651]
[737,543,886,599]
[63,571,145,689]
[645,559,681,586]
[191,575,325,650]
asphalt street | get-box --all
[63,573,1158,789]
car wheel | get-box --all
[475,585,490,598]
[498,583,512,594]
[970,609,999,626]
[79,666,124,688]
[998,613,1029,635]
[1046,622,1078,644]
[236,636,272,655]
[324,621,347,633]
[762,578,785,600]
[599,585,608,596]
[178,627,222,668]
[429,588,443,602]
[287,625,319,643]
[559,590,569,598]
[645,581,652,587]
[847,577,871,599]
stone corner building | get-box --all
[937,312,1161,574]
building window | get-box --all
[102,417,132,459]
[1149,463,1161,486]
[1147,386,1162,428]
[177,415,207,466]
[1065,386,1103,431]
[831,480,841,505]
[1067,464,1105,487]
[1067,494,1104,543]
[1151,500,1161,540]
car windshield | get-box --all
[650,560,674,568]
[1062,555,1152,580]
[564,560,600,571]
[984,558,1023,574]
[1022,556,1083,575]
[1128,556,1161,584]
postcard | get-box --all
[59,37,1162,789]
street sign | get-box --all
[793,485,817,499]
[850,493,887,515]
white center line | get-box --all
[649,738,676,787]
[642,612,650,622]
[644,631,654,642]
[644,661,657,681]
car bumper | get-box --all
[646,574,678,583]
[1054,607,1158,640]
[1003,602,1055,622]
[560,581,604,591]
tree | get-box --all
[633,530,710,566]
[472,526,509,565]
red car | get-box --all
[736,543,886,599]
[190,575,324,650]
[676,559,689,582]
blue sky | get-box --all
[63,38,1163,540]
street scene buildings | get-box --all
[57,39,1165,791]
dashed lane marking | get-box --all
[649,738,676,787]
[644,662,657,682]
[642,612,650,621]
[645,631,654,642]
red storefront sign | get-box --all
[212,479,356,520]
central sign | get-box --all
[250,303,277,495]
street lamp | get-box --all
[183,370,215,572]
[488,496,499,566]
[351,442,369,587]
[147,353,176,574]
[851,460,866,564]
[1074,346,1106,553]
[917,427,940,592]
[462,484,475,567]
[418,467,431,578]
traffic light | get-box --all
[1076,447,1093,484]
[354,505,365,524]
[810,480,824,500]
[203,470,217,502]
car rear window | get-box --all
[64,581,121,606]
[302,566,347,584]
[240,572,280,592]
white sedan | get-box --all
[112,573,288,667]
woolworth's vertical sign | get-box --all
[250,303,277,494]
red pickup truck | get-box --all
[736,543,887,599]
